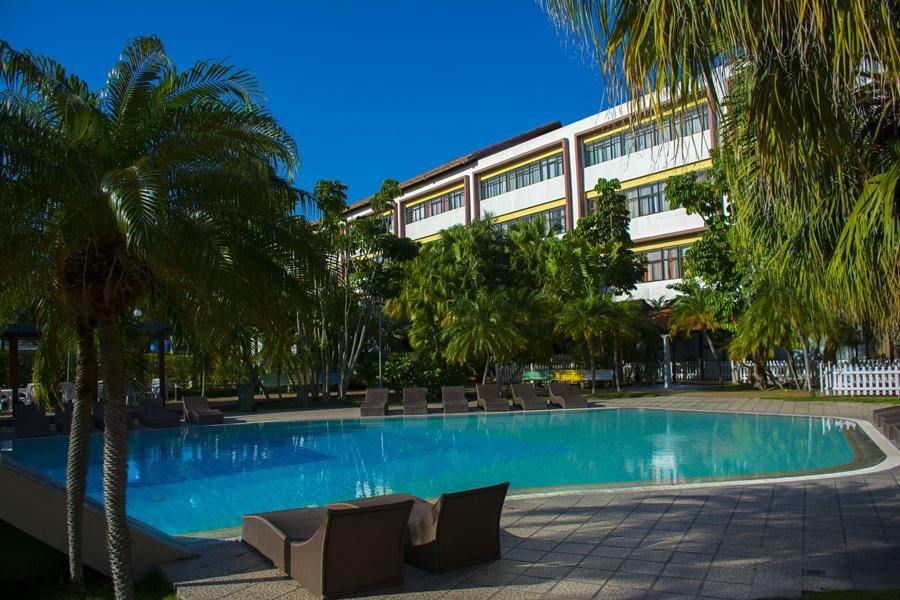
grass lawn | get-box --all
[0,520,176,600]
[674,384,899,403]
[589,391,662,400]
[763,592,900,600]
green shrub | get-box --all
[383,353,462,402]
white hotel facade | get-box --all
[345,95,718,301]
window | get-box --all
[582,105,710,167]
[641,243,691,282]
[625,182,668,218]
[404,188,464,224]
[378,214,394,233]
[585,170,707,219]
[479,153,563,200]
[496,206,567,235]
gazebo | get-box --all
[1,320,173,414]
[1,322,40,418]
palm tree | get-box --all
[443,291,526,384]
[555,293,617,394]
[668,282,725,385]
[540,0,899,335]
[1,37,315,599]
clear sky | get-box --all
[2,0,609,204]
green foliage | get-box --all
[542,0,900,333]
[564,178,645,294]
[383,352,462,402]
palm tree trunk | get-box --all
[800,339,813,395]
[589,349,596,395]
[704,333,722,387]
[482,354,491,385]
[96,314,134,600]
[613,339,621,393]
[66,323,97,592]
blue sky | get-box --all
[2,0,608,204]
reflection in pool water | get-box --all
[2,408,882,536]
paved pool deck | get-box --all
[158,396,900,600]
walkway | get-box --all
[159,397,900,600]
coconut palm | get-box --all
[1,37,315,599]
[555,293,618,394]
[443,291,526,384]
[541,0,899,333]
[668,282,726,384]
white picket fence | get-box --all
[819,361,900,397]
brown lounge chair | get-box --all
[243,498,414,598]
[476,384,509,412]
[510,384,548,411]
[182,396,224,425]
[403,387,428,415]
[403,482,510,573]
[548,382,589,409]
[14,402,50,438]
[360,388,389,417]
[91,400,136,430]
[873,406,900,429]
[139,395,181,428]
[441,386,469,414]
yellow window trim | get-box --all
[404,184,464,209]
[585,159,712,198]
[632,234,702,253]
[582,100,708,145]
[414,232,443,244]
[492,198,566,223]
[479,148,563,181]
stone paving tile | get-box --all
[154,397,900,599]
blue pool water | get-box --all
[1,408,879,536]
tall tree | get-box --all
[1,37,316,599]
[541,0,900,336]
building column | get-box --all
[157,333,167,401]
[393,203,400,236]
[398,201,406,238]
[471,175,480,221]
[562,139,574,231]
[464,176,472,226]
[9,334,18,417]
[573,136,586,221]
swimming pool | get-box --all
[1,408,885,536]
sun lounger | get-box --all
[510,384,548,411]
[243,498,414,598]
[441,386,469,414]
[139,395,181,428]
[403,387,428,415]
[361,388,389,417]
[873,406,900,429]
[476,384,509,412]
[92,399,136,430]
[547,382,589,409]
[401,482,510,573]
[182,396,224,425]
[55,401,73,434]
[14,402,50,437]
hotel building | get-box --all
[345,96,717,301]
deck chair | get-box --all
[510,384,547,411]
[243,498,413,597]
[403,387,428,415]
[402,482,510,573]
[139,394,181,428]
[441,386,469,414]
[360,388,389,417]
[14,401,50,437]
[547,382,589,409]
[475,384,509,412]
[182,396,224,425]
